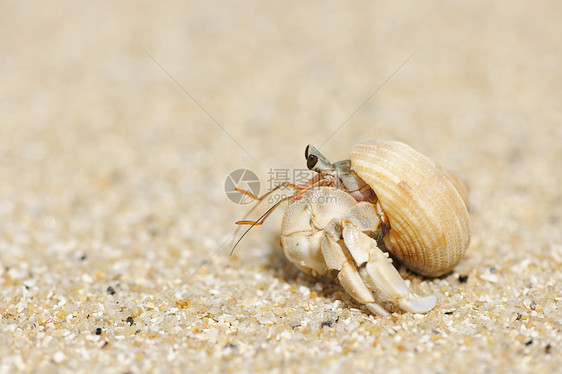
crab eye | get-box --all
[307,154,318,170]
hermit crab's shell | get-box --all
[350,140,470,277]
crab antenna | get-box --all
[230,152,334,255]
[230,198,287,255]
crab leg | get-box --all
[320,232,390,316]
[342,222,436,313]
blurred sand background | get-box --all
[1,1,561,373]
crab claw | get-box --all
[343,221,437,314]
[398,294,437,314]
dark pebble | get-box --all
[525,340,533,346]
[126,316,134,326]
[95,328,102,335]
[107,286,116,295]
[321,321,333,328]
[458,275,469,283]
[545,344,552,354]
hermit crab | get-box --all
[236,140,470,316]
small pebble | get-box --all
[321,321,333,328]
[95,328,102,335]
[458,275,469,283]
[289,320,301,328]
[545,344,552,354]
[479,272,498,283]
[525,340,533,346]
[107,286,116,295]
[52,351,65,364]
[126,316,134,326]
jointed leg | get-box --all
[342,222,436,314]
[320,231,391,316]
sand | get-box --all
[1,1,560,373]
